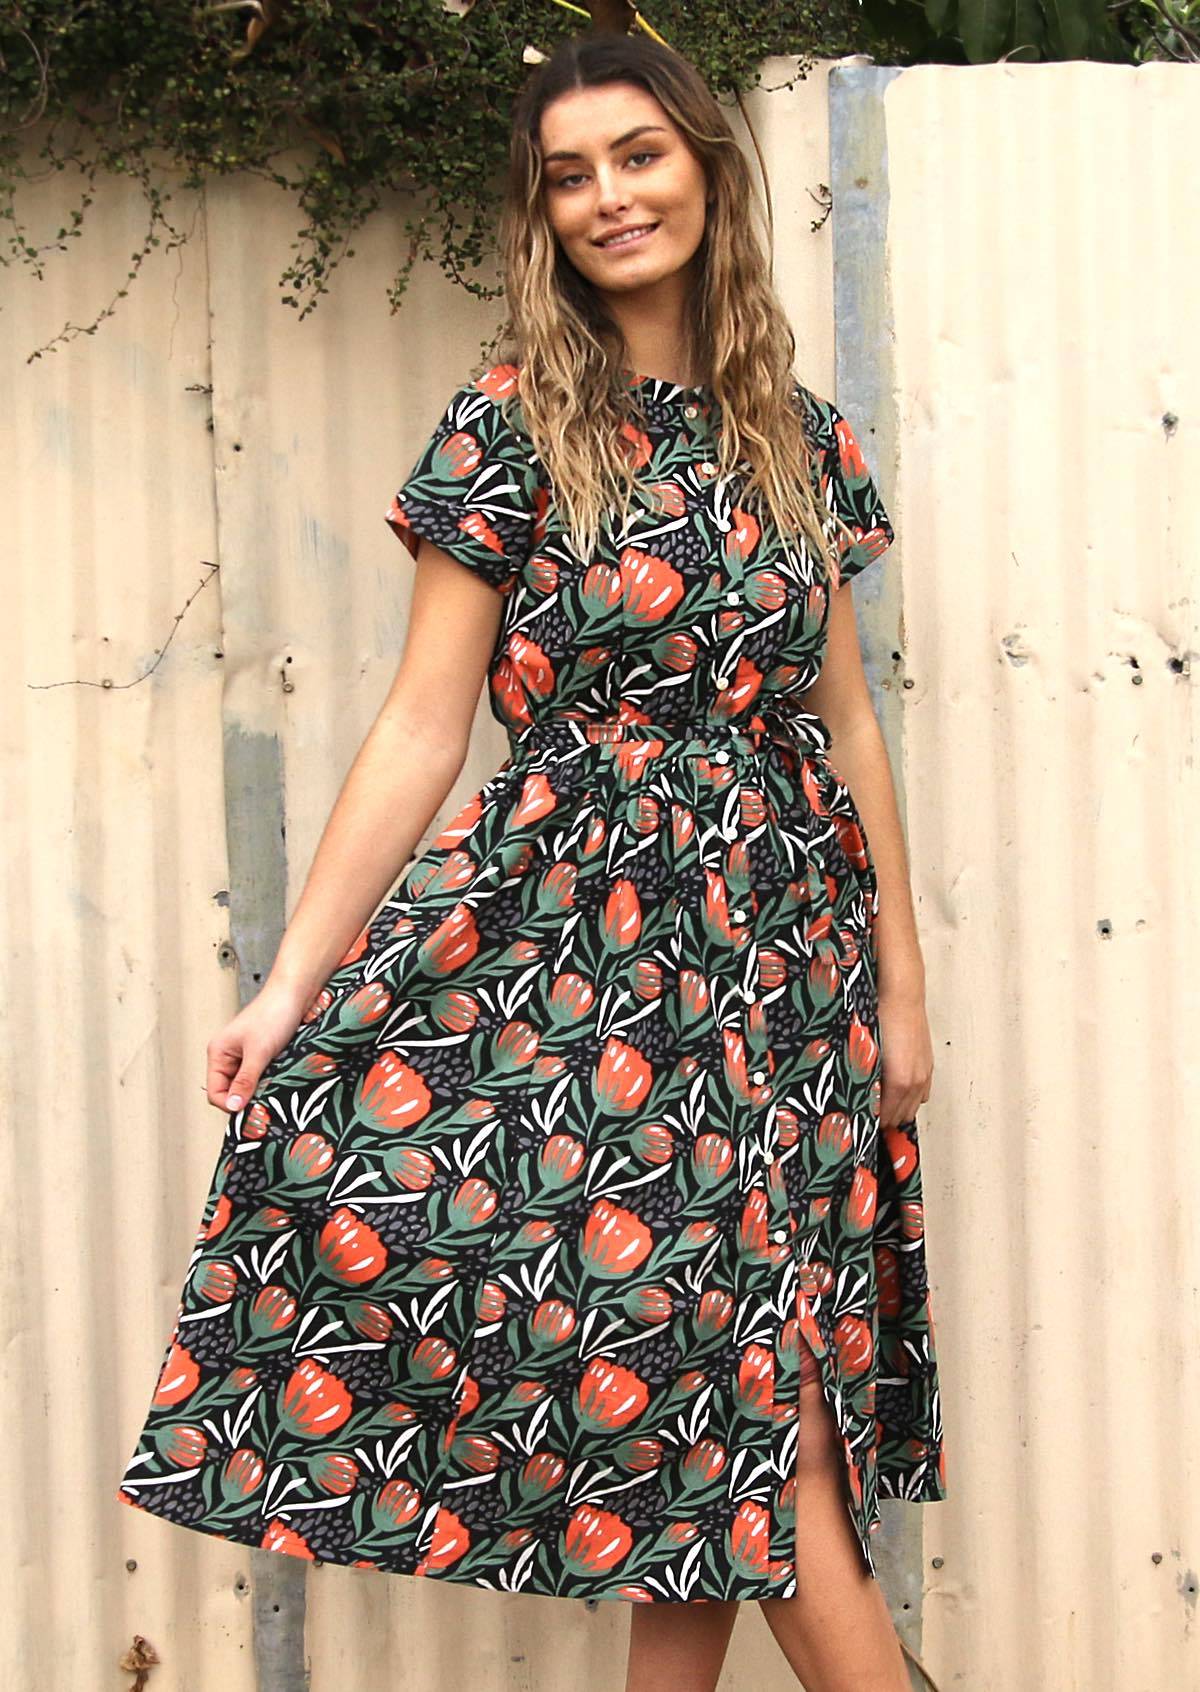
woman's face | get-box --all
[538,81,709,303]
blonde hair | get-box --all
[494,32,856,575]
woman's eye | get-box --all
[551,151,660,190]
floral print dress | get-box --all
[117,362,946,1602]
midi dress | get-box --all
[116,362,946,1602]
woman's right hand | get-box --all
[206,978,315,1114]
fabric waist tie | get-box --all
[507,705,832,764]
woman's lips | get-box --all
[595,223,658,251]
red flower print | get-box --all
[693,1132,734,1185]
[833,1314,874,1378]
[262,1520,316,1560]
[476,1282,506,1323]
[901,1199,925,1241]
[302,987,335,1023]
[594,1038,653,1113]
[340,982,393,1028]
[279,1359,353,1439]
[695,1290,734,1335]
[372,1478,423,1529]
[602,878,643,952]
[153,1340,199,1408]
[847,1017,879,1079]
[576,1357,650,1432]
[519,1452,567,1497]
[632,1121,674,1163]
[249,1285,298,1336]
[816,1110,853,1163]
[159,1424,207,1467]
[418,902,481,977]
[728,1500,770,1575]
[843,1164,878,1235]
[737,1188,770,1258]
[221,1448,265,1498]
[679,968,710,1019]
[317,1207,388,1285]
[626,1285,672,1323]
[510,768,558,828]
[725,508,761,562]
[312,1452,359,1496]
[833,814,868,869]
[429,792,483,851]
[493,1020,540,1070]
[884,1123,918,1182]
[540,1133,586,1186]
[283,1131,335,1182]
[648,479,686,516]
[202,1190,232,1241]
[530,1299,577,1349]
[540,861,578,911]
[410,1337,458,1382]
[682,1438,727,1484]
[453,1434,501,1474]
[617,1436,664,1472]
[386,1145,436,1191]
[737,1343,775,1419]
[581,1199,653,1278]
[347,1300,393,1341]
[808,951,841,1004]
[709,655,763,720]
[618,421,654,470]
[414,1506,470,1574]
[621,548,685,624]
[193,1260,237,1304]
[241,1100,272,1140]
[562,1505,634,1574]
[356,1051,434,1133]
[476,362,519,403]
[549,972,595,1020]
[449,1176,499,1229]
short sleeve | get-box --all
[820,400,895,583]
[384,371,541,594]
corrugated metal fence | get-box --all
[2,52,1196,1692]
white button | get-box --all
[741,984,755,1002]
[714,674,731,689]
[763,1151,775,1166]
[771,1228,788,1243]
[751,1069,766,1084]
[730,907,746,923]
[725,590,742,604]
[713,749,730,765]
[723,826,739,843]
[700,462,716,475]
[684,404,698,419]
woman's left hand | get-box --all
[876,985,934,1129]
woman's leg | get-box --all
[623,1596,741,1692]
[757,1342,912,1692]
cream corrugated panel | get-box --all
[885,62,1200,1692]
[0,168,249,1682]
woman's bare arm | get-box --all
[207,541,506,1110]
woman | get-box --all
[118,31,945,1692]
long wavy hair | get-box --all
[494,32,854,576]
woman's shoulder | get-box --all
[451,361,533,444]
[788,375,836,446]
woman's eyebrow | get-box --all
[543,124,669,164]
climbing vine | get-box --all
[0,0,1189,357]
